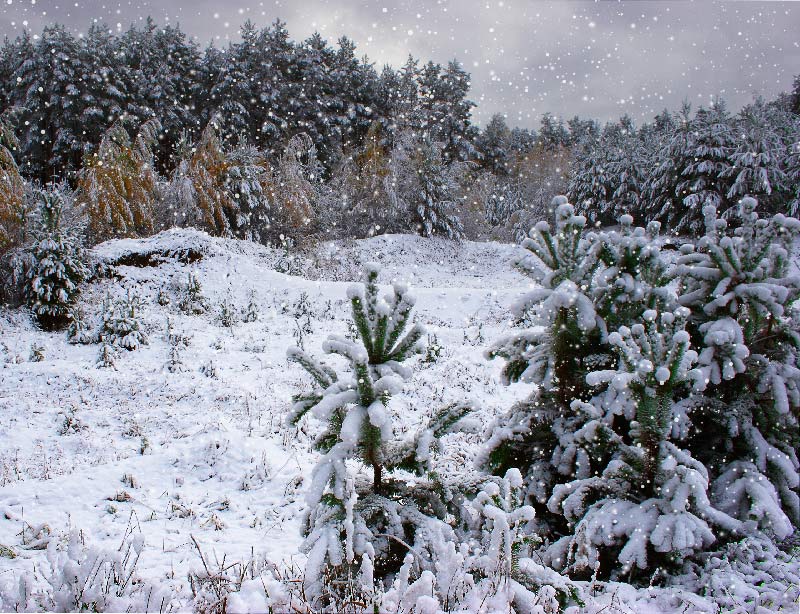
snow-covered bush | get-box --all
[0,530,172,613]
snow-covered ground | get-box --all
[0,229,537,609]
[1,229,796,613]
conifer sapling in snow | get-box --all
[242,290,259,323]
[23,187,88,331]
[179,272,209,315]
[66,306,96,345]
[102,289,148,351]
[286,263,470,603]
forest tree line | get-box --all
[0,18,798,259]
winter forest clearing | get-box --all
[0,1,800,612]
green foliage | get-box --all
[22,186,88,331]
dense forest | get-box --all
[0,19,798,257]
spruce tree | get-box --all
[23,186,88,331]
[673,100,736,233]
[724,99,789,211]
[397,136,464,239]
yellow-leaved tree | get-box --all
[185,120,234,236]
[78,118,161,242]
[0,109,27,255]
[269,132,318,239]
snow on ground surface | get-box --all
[0,229,537,608]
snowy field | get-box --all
[1,228,798,612]
[0,230,545,610]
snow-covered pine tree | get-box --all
[23,186,88,331]
[11,25,84,182]
[568,117,635,225]
[484,197,685,543]
[786,138,800,217]
[178,272,209,315]
[381,468,575,612]
[544,308,743,578]
[568,132,612,223]
[217,293,239,328]
[164,317,188,373]
[78,25,130,150]
[241,290,259,323]
[484,176,523,228]
[102,289,148,351]
[206,21,261,141]
[287,263,468,603]
[416,59,475,163]
[673,100,736,233]
[723,99,790,212]
[643,102,693,231]
[609,128,648,221]
[66,306,96,345]
[594,215,673,332]
[398,135,464,239]
[538,113,570,151]
[118,19,200,164]
[676,197,800,538]
[223,141,272,242]
[78,119,161,242]
[478,114,512,176]
[486,197,603,406]
[482,197,606,517]
[96,339,117,370]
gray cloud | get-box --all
[1,0,797,128]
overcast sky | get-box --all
[1,1,797,129]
